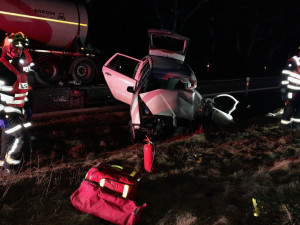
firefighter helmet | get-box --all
[3,32,29,48]
[2,32,29,58]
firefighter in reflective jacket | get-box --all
[0,32,34,175]
[280,53,300,129]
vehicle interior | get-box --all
[142,76,188,93]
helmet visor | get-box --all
[12,40,25,49]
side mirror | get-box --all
[127,86,135,93]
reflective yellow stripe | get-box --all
[111,165,123,170]
[0,10,88,27]
[99,179,105,187]
[252,198,259,217]
[130,171,137,177]
[85,173,88,179]
[122,185,129,198]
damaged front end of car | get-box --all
[129,87,239,142]
[102,29,239,143]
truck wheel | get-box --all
[70,57,97,84]
[35,55,64,84]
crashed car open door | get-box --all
[102,29,239,142]
[102,53,142,105]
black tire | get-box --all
[70,57,98,84]
[35,55,64,84]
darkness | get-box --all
[83,0,300,80]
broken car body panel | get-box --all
[102,29,238,140]
[139,89,202,120]
[211,94,239,125]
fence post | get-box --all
[245,77,250,98]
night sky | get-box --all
[82,0,300,80]
[4,0,290,81]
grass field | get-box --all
[0,109,299,225]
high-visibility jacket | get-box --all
[281,56,300,100]
[281,55,300,127]
[0,53,33,169]
[0,57,30,114]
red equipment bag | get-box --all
[85,163,141,200]
[70,180,147,225]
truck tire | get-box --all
[35,55,64,84]
[70,57,98,84]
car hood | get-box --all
[139,89,202,120]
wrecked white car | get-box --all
[102,29,238,141]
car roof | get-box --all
[149,55,196,81]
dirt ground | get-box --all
[0,106,299,225]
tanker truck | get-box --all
[0,0,104,86]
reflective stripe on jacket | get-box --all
[0,57,29,108]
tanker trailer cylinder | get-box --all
[0,0,88,49]
[0,0,100,85]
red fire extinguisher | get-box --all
[144,135,156,173]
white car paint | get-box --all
[102,29,239,140]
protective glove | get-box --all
[0,119,9,128]
[25,108,32,121]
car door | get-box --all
[102,53,142,105]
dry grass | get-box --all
[0,113,299,225]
